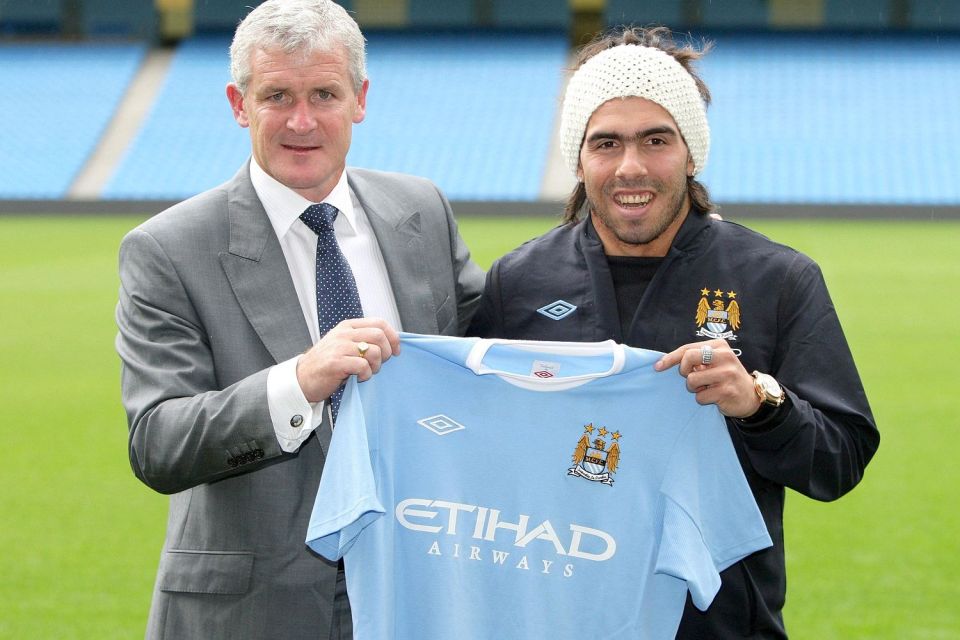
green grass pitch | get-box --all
[1,214,957,638]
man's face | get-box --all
[578,96,694,257]
[227,46,367,202]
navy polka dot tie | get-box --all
[300,203,364,423]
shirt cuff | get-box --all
[267,356,325,452]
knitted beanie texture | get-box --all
[559,44,710,176]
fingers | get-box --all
[655,339,726,376]
[296,318,401,403]
[654,340,758,417]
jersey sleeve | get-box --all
[305,377,385,560]
[655,406,773,610]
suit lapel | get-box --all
[348,170,438,334]
[219,165,313,364]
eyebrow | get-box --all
[585,126,679,144]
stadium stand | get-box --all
[824,0,893,29]
[0,43,145,199]
[103,30,569,202]
[1,0,959,213]
[0,0,61,35]
[101,36,248,200]
[80,0,156,38]
[192,0,251,33]
[908,0,960,29]
[348,31,568,201]
[606,0,684,27]
[700,32,960,205]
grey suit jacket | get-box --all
[116,163,483,639]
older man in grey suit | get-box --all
[116,1,483,638]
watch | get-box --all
[751,371,785,408]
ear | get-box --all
[576,161,584,183]
[686,154,695,177]
[226,84,249,128]
[352,79,369,124]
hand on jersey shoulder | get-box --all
[296,318,401,403]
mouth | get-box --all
[282,143,320,153]
[613,192,654,208]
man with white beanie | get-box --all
[469,26,878,639]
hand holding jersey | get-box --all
[655,339,762,419]
[296,318,401,403]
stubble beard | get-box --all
[587,175,689,248]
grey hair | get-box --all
[229,0,367,95]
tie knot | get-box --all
[300,203,339,235]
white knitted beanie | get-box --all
[560,44,710,176]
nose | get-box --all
[287,100,317,135]
[615,146,647,180]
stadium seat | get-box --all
[193,0,257,33]
[908,0,960,29]
[408,0,473,27]
[0,43,145,199]
[699,33,960,205]
[824,0,891,29]
[81,0,156,38]
[347,31,569,201]
[492,0,570,29]
[102,37,248,200]
[0,0,60,34]
[103,31,568,202]
[605,0,685,28]
[699,0,767,28]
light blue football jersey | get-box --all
[307,334,771,640]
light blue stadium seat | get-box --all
[909,0,960,29]
[824,0,891,29]
[492,0,569,29]
[408,0,473,27]
[193,0,258,33]
[103,36,248,200]
[105,31,568,202]
[0,43,145,199]
[81,0,156,38]
[0,0,60,33]
[699,0,767,28]
[348,31,568,200]
[699,33,960,205]
[605,0,685,28]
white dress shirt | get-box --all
[251,159,402,451]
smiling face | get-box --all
[226,45,368,202]
[578,96,694,257]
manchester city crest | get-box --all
[568,423,621,486]
[695,287,740,340]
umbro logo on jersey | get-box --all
[537,300,577,321]
[417,414,466,436]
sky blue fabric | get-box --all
[307,333,771,640]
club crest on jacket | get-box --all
[695,287,740,340]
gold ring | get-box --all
[356,341,370,357]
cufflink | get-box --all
[290,414,304,428]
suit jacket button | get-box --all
[290,414,304,428]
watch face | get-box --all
[754,372,784,405]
